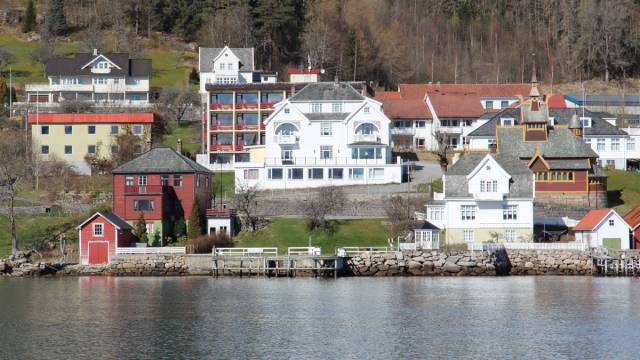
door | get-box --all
[88,242,109,264]
[602,238,621,251]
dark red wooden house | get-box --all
[77,212,135,265]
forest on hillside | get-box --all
[8,0,640,89]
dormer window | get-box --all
[500,118,514,126]
[284,108,290,114]
[485,100,494,109]
[311,103,322,113]
[364,107,370,113]
[548,117,555,126]
[480,180,498,193]
[332,103,343,112]
[580,117,592,128]
[500,100,509,108]
[93,61,108,70]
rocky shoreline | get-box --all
[1,250,595,277]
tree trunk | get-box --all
[10,192,17,254]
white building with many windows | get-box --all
[425,153,535,245]
[234,82,402,190]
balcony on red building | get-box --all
[210,103,234,110]
[210,124,234,131]
[124,185,166,195]
[260,103,275,109]
[210,144,245,151]
[235,123,264,131]
[235,103,259,110]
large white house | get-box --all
[25,50,151,105]
[234,82,403,190]
[425,153,535,245]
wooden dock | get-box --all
[593,250,640,276]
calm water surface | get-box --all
[0,277,638,359]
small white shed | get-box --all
[574,208,631,250]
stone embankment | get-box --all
[0,250,594,277]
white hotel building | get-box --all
[234,82,403,190]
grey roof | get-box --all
[199,47,254,73]
[290,82,365,101]
[415,221,440,230]
[566,94,640,106]
[112,147,211,174]
[102,212,133,230]
[304,112,350,121]
[45,53,151,77]
[444,153,534,198]
[546,159,590,170]
[468,108,627,137]
[497,127,598,159]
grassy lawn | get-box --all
[606,169,640,213]
[163,121,201,154]
[147,49,196,88]
[234,218,389,255]
[212,171,235,199]
[0,214,81,258]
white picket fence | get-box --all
[116,247,186,255]
[468,242,588,251]
[214,247,279,256]
[337,246,390,256]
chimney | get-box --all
[93,48,98,56]
[176,139,182,154]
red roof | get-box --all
[426,91,487,118]
[401,83,530,99]
[574,209,613,231]
[547,94,567,109]
[374,91,432,119]
[28,113,154,124]
[287,68,322,74]
[624,206,640,230]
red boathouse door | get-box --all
[88,242,109,264]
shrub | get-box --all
[189,233,233,254]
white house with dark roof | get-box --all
[198,46,277,94]
[233,81,402,190]
[426,153,535,245]
[25,50,151,105]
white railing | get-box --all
[275,134,298,145]
[214,247,278,256]
[438,126,463,134]
[116,247,186,255]
[287,247,322,256]
[337,246,390,256]
[400,239,440,251]
[264,157,389,166]
[467,242,588,251]
[391,128,416,135]
[354,133,380,142]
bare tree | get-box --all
[384,195,425,237]
[432,131,449,172]
[0,129,30,254]
[154,87,200,124]
[0,48,16,72]
[302,186,345,231]
[232,184,261,232]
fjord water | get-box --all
[0,277,638,359]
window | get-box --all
[328,168,343,179]
[284,108,290,114]
[308,168,323,179]
[488,139,497,147]
[125,176,134,186]
[288,168,303,180]
[133,125,143,135]
[93,77,107,85]
[352,147,382,159]
[113,78,120,85]
[111,145,118,154]
[64,145,72,154]
[92,223,104,236]
[87,145,96,154]
[268,168,283,180]
[500,118,514,126]
[320,146,333,159]
[429,207,443,221]
[41,126,49,135]
[236,93,258,104]
[160,175,169,186]
[485,100,494,109]
[244,169,259,180]
[320,122,332,136]
[281,149,293,162]
[332,103,343,112]
[368,168,384,180]
[505,229,516,242]
[133,200,154,211]
[416,121,426,128]
[627,138,635,151]
[609,219,615,226]
[596,138,605,151]
[480,180,498,193]
[349,168,364,180]
[64,125,73,134]
[364,107,370,113]
[585,138,591,147]
[173,175,183,187]
[261,92,283,104]
[606,160,615,167]
[111,125,119,135]
[501,100,509,108]
[87,125,96,134]
[311,103,322,113]
[460,205,476,221]
[503,205,518,220]
[463,230,474,242]
[611,138,620,151]
[580,117,592,128]
[41,145,49,154]
[138,175,147,186]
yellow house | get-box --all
[29,113,154,175]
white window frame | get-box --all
[92,223,104,237]
[611,138,620,151]
[349,168,364,180]
[311,103,322,113]
[580,117,592,128]
[500,118,514,126]
[505,229,516,242]
[463,230,474,243]
[320,122,332,136]
[627,138,635,151]
[480,180,498,193]
[243,169,259,180]
[596,138,605,151]
[268,168,283,180]
[320,145,333,159]
[460,205,476,221]
[503,205,518,221]
[332,103,343,112]
[428,207,443,221]
[609,219,615,227]
[138,175,147,186]
[328,168,343,179]
[368,168,384,180]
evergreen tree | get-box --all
[189,67,199,85]
[45,0,68,36]
[174,217,186,238]
[0,76,7,111]
[187,198,202,240]
[22,0,36,33]
[134,212,149,244]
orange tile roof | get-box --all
[375,91,432,119]
[547,94,567,109]
[426,91,487,118]
[624,206,640,230]
[400,83,530,99]
[574,208,613,231]
[28,113,155,124]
